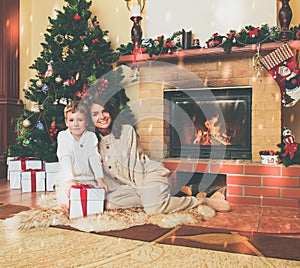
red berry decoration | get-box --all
[74,13,81,21]
[49,121,58,137]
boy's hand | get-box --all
[65,179,76,198]
[97,178,108,192]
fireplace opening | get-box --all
[170,171,226,198]
[164,86,252,160]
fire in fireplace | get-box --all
[164,86,252,160]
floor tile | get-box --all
[258,217,300,234]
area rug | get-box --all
[3,193,230,232]
[1,220,299,268]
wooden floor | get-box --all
[1,178,300,235]
[0,178,43,208]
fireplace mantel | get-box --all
[118,40,300,64]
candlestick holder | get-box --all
[131,15,142,50]
[278,0,293,41]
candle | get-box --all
[131,5,141,17]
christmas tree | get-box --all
[8,0,130,162]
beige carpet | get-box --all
[1,220,299,268]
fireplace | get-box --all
[164,86,252,160]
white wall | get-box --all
[146,0,277,46]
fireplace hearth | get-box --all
[164,86,252,160]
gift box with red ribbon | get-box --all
[43,162,59,192]
[8,157,42,182]
[21,169,46,192]
[9,171,22,189]
[69,184,105,219]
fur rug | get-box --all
[3,194,230,233]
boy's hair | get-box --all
[64,99,87,119]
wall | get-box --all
[146,0,277,46]
[20,0,300,101]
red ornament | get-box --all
[74,14,81,21]
[69,77,76,86]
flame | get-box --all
[194,115,231,145]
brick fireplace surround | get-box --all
[119,41,300,208]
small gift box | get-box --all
[261,155,279,165]
[45,172,58,192]
[9,171,21,189]
[21,169,46,192]
[8,157,42,172]
[43,162,59,173]
[69,185,105,219]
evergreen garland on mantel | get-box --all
[117,24,300,56]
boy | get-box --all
[56,99,107,207]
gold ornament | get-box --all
[47,24,53,30]
[88,19,95,31]
[82,44,89,52]
[65,34,74,41]
[31,104,40,113]
[22,119,31,127]
[62,46,69,61]
[54,34,65,44]
[36,80,43,87]
[55,75,63,83]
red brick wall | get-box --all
[163,159,300,208]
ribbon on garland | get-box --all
[70,184,94,217]
[24,168,44,192]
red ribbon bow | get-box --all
[282,143,299,159]
[24,168,44,192]
[16,157,34,170]
[71,184,94,217]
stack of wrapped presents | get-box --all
[7,157,58,193]
[7,157,105,218]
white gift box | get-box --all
[21,170,46,192]
[69,187,105,219]
[46,172,58,192]
[8,159,42,171]
[44,162,59,173]
[6,156,17,165]
[9,171,21,189]
[261,155,279,165]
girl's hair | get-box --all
[64,99,87,119]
